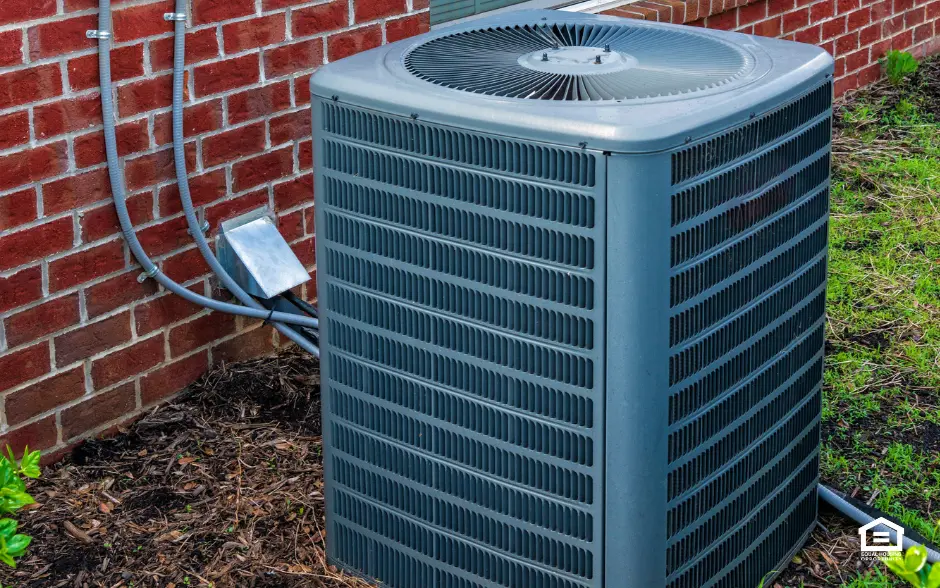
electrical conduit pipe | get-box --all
[95,0,320,357]
[167,1,320,357]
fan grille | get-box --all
[403,22,755,101]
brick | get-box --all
[881,13,904,35]
[169,312,236,356]
[796,23,822,42]
[264,40,323,78]
[158,169,227,216]
[73,118,150,169]
[293,1,349,37]
[845,47,871,70]
[870,37,893,57]
[0,142,67,193]
[278,209,304,241]
[224,15,286,54]
[68,44,145,91]
[49,240,125,293]
[270,110,311,145]
[0,217,73,272]
[0,416,57,455]
[112,0,174,42]
[834,72,859,94]
[913,21,934,42]
[91,335,164,389]
[386,12,430,42]
[810,0,836,20]
[117,74,173,117]
[85,270,158,319]
[135,289,203,335]
[227,81,292,125]
[837,0,861,11]
[328,25,382,61]
[204,189,268,232]
[355,0,405,22]
[202,122,266,167]
[706,9,739,29]
[192,0,255,25]
[0,64,62,110]
[34,94,103,139]
[894,0,914,9]
[769,0,797,15]
[870,0,891,19]
[0,266,42,313]
[291,236,316,268]
[294,74,313,105]
[6,367,84,426]
[123,146,195,193]
[135,216,192,258]
[153,99,224,146]
[232,147,294,191]
[928,0,940,18]
[61,383,136,440]
[140,350,207,406]
[54,312,132,367]
[0,30,23,67]
[299,140,313,170]
[0,343,49,392]
[43,168,111,215]
[836,31,860,52]
[5,295,80,348]
[859,23,881,45]
[0,187,36,231]
[0,0,56,27]
[906,6,926,26]
[265,0,313,7]
[195,54,260,97]
[783,7,811,31]
[162,246,211,283]
[150,28,220,72]
[847,6,872,28]
[823,15,848,38]
[27,14,97,60]
[303,206,315,236]
[274,175,313,211]
[79,192,153,243]
[213,326,275,364]
[0,109,27,144]
[739,0,769,24]
[890,28,913,49]
[834,56,847,76]
[857,62,881,85]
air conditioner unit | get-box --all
[311,10,832,587]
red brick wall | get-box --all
[0,0,429,458]
[604,0,939,94]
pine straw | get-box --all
[0,348,365,588]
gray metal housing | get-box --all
[312,10,832,587]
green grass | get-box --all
[809,71,940,587]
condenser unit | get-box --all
[311,10,832,587]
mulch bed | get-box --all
[4,60,939,588]
[0,349,361,587]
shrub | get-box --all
[0,447,40,569]
[882,50,919,85]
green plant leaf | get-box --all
[18,449,40,480]
[0,520,15,541]
[925,563,940,588]
[5,534,31,558]
[906,545,929,573]
[886,552,923,586]
[0,551,15,569]
[0,490,34,514]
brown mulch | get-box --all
[0,349,362,588]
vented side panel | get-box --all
[317,101,606,588]
[666,82,831,588]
